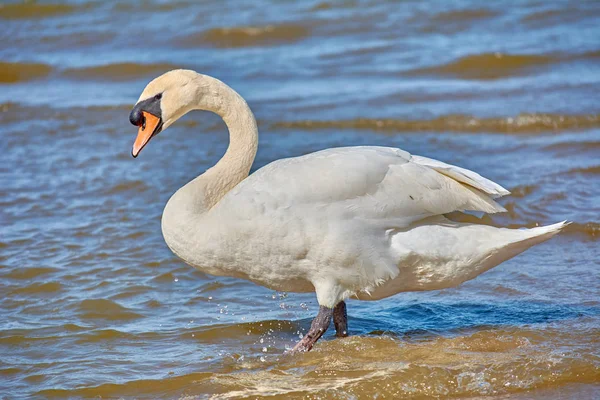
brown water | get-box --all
[1,0,599,398]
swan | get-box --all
[129,70,567,352]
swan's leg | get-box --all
[291,305,332,352]
[333,301,348,337]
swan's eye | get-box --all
[155,93,162,100]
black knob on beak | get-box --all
[129,107,144,126]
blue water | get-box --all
[1,0,599,398]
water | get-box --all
[1,0,599,398]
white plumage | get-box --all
[131,70,567,351]
[180,146,564,307]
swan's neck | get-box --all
[196,83,258,209]
[162,76,258,257]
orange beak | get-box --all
[132,111,161,158]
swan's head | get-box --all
[129,69,201,157]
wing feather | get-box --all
[224,146,507,224]
[411,155,510,199]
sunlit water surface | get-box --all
[1,0,599,398]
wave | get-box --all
[9,281,62,295]
[179,24,309,48]
[111,1,191,12]
[407,52,557,80]
[430,9,499,23]
[181,319,298,341]
[509,184,538,198]
[0,61,52,83]
[407,50,600,80]
[522,7,600,27]
[64,62,181,81]
[35,324,600,399]
[0,2,79,19]
[73,328,161,344]
[2,266,59,280]
[272,113,600,134]
[77,299,143,321]
[543,141,600,153]
[311,2,334,11]
[36,372,213,398]
[566,222,600,239]
[566,166,600,175]
[104,180,150,195]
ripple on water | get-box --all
[9,282,63,295]
[565,222,600,240]
[0,2,79,19]
[74,329,136,344]
[0,61,53,84]
[64,62,182,82]
[109,285,153,300]
[77,299,143,321]
[522,6,600,27]
[36,372,214,399]
[183,319,299,341]
[542,140,600,155]
[417,8,500,34]
[2,266,59,280]
[509,184,538,198]
[430,8,499,23]
[407,52,560,80]
[271,113,600,133]
[566,165,600,175]
[178,24,310,48]
[2,0,599,398]
[104,179,151,195]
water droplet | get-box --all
[173,277,179,282]
[208,296,213,300]
[262,347,268,353]
[260,356,266,362]
[260,338,264,344]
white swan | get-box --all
[129,70,567,352]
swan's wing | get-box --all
[226,146,506,225]
[212,146,512,305]
[411,155,510,199]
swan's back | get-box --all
[223,146,507,220]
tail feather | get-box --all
[371,219,571,298]
[444,220,571,291]
[489,221,569,264]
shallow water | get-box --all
[1,0,599,398]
